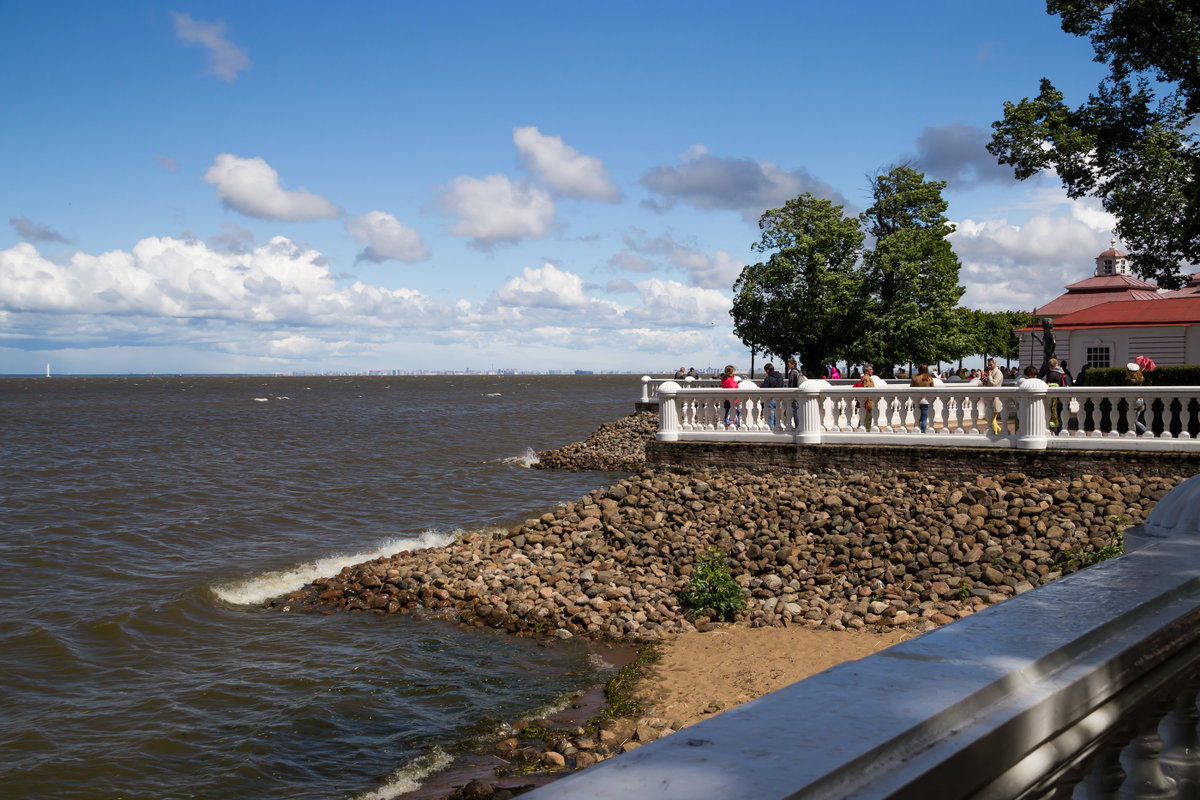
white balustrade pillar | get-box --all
[1016,378,1050,450]
[640,375,652,403]
[796,382,824,444]
[656,381,681,442]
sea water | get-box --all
[0,375,636,799]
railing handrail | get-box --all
[653,379,1200,451]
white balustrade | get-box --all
[654,380,1200,451]
[526,475,1200,800]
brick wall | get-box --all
[645,440,1200,479]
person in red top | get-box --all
[721,364,739,426]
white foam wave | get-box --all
[211,531,459,605]
[350,747,453,800]
[498,447,539,468]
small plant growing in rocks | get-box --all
[679,546,746,622]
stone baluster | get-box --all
[1159,683,1200,798]
[1075,734,1130,800]
[1120,704,1177,798]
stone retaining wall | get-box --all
[646,440,1200,480]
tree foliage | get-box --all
[857,166,966,375]
[731,193,864,375]
[988,0,1199,288]
[732,173,1030,372]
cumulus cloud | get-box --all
[203,154,342,221]
[951,197,1117,310]
[492,262,589,309]
[10,216,69,244]
[171,12,251,83]
[346,211,430,263]
[437,174,555,250]
[513,126,619,202]
[627,278,733,326]
[641,151,847,221]
[910,123,1016,188]
[0,237,441,332]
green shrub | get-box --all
[679,546,746,621]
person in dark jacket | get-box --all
[761,363,785,428]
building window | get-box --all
[1103,259,1114,274]
[1086,346,1111,369]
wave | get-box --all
[211,531,459,605]
[349,747,453,800]
[497,447,539,468]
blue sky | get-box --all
[1,1,1122,374]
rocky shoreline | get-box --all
[271,414,1185,797]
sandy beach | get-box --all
[632,623,913,730]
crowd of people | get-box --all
[692,355,1157,436]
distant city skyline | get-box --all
[3,2,1119,375]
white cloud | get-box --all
[171,12,251,83]
[951,197,1117,311]
[0,237,441,330]
[493,262,589,310]
[346,211,430,263]
[437,174,555,249]
[513,126,619,202]
[0,236,741,370]
[203,154,342,221]
[629,278,733,326]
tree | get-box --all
[731,194,864,375]
[989,1,1199,289]
[856,165,965,376]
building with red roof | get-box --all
[1018,243,1200,372]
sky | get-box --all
[0,1,1126,375]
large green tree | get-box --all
[731,194,864,375]
[989,0,1198,288]
[857,165,965,376]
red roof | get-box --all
[1097,248,1127,259]
[1033,273,1161,317]
[1047,297,1200,328]
[1062,274,1157,292]
[1161,272,1200,297]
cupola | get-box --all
[1094,238,1131,277]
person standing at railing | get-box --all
[984,358,1005,434]
[674,366,686,379]
[721,364,740,426]
[1125,362,1148,435]
[761,363,784,427]
[1045,358,1069,434]
[910,364,935,433]
[787,357,802,427]
[853,363,878,428]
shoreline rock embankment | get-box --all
[530,411,658,472]
[275,469,1181,638]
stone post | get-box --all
[656,381,681,442]
[795,381,824,444]
[640,375,652,404]
[1016,378,1050,450]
